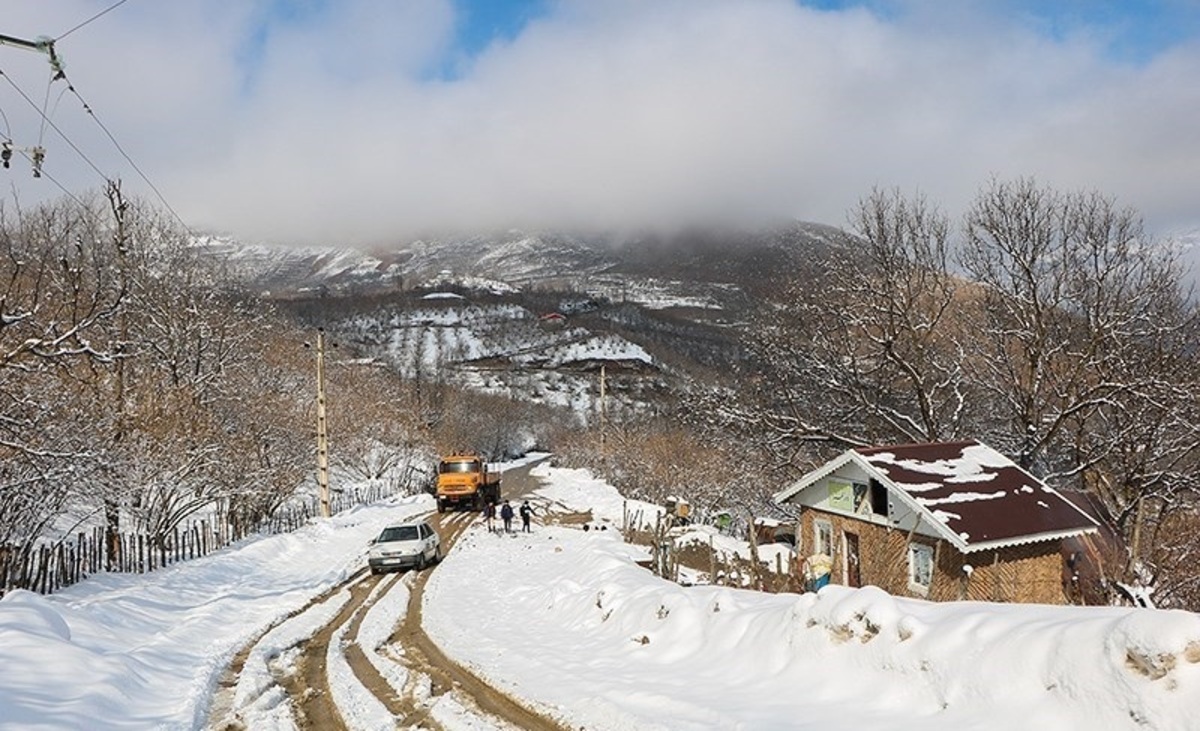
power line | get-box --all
[3,9,193,236]
[14,147,88,208]
[62,77,191,233]
[37,68,56,147]
[55,0,133,43]
[5,68,196,236]
[0,66,109,181]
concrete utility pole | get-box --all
[598,363,607,452]
[315,329,331,518]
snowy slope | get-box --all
[2,464,1198,730]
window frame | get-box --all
[813,518,833,557]
[907,542,934,595]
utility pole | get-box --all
[600,362,609,475]
[315,329,331,518]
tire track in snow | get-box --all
[208,459,566,731]
[206,569,371,730]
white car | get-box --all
[368,518,441,574]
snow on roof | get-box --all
[777,440,1099,553]
[421,291,465,300]
[861,441,1098,551]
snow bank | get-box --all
[529,462,662,529]
[424,520,1200,731]
[0,493,431,730]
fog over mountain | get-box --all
[3,2,1198,247]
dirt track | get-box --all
[206,459,573,731]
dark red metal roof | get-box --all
[855,440,1098,549]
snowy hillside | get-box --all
[195,223,839,312]
[336,295,663,413]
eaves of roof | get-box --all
[776,443,1099,553]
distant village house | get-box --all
[538,312,567,327]
[774,440,1100,605]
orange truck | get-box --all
[435,452,501,512]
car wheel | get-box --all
[434,546,442,564]
[416,553,427,571]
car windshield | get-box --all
[440,460,479,474]
[378,525,419,542]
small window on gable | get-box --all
[852,480,889,518]
[908,543,934,594]
[814,519,833,557]
[869,479,888,516]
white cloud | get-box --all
[2,0,1197,246]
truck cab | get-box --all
[435,453,501,511]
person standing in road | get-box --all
[500,500,514,533]
[519,500,534,533]
[484,500,497,532]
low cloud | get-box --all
[3,0,1198,246]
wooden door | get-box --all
[844,531,861,588]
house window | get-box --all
[851,480,889,517]
[869,479,888,516]
[813,519,833,557]
[908,543,934,594]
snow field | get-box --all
[2,461,1198,730]
[421,463,1200,731]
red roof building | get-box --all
[775,440,1099,604]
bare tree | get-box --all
[960,178,1196,467]
[0,188,129,545]
[957,177,1200,603]
[816,187,969,442]
[723,187,969,477]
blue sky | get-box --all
[455,0,551,57]
[2,0,1198,246]
[448,0,1200,64]
[971,0,1200,61]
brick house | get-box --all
[773,440,1099,605]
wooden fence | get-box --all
[0,481,399,598]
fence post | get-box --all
[37,546,50,594]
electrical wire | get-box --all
[55,0,133,43]
[3,6,193,236]
[37,69,55,148]
[0,67,109,181]
[13,147,88,208]
[61,76,191,233]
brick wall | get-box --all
[798,508,1068,605]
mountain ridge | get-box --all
[198,220,853,303]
